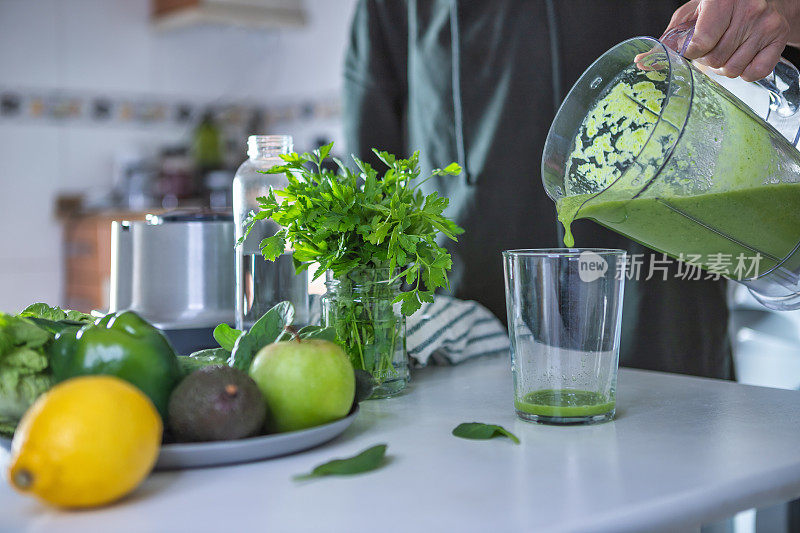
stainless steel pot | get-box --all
[110,210,235,353]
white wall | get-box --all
[0,0,357,312]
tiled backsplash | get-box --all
[0,87,340,131]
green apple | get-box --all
[249,339,355,432]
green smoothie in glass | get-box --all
[516,390,615,418]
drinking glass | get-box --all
[502,249,626,424]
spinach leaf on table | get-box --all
[294,444,388,481]
[452,422,520,444]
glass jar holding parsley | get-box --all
[243,143,463,399]
[321,268,407,398]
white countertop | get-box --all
[3,355,800,533]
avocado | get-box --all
[168,365,267,442]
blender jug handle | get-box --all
[758,57,800,117]
[661,19,800,144]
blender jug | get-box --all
[542,36,800,311]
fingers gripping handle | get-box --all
[661,19,800,143]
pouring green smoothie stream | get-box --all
[556,63,800,280]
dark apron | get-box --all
[343,0,732,379]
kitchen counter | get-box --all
[3,355,800,532]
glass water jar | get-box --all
[233,135,309,329]
[321,269,409,398]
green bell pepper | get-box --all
[49,311,183,419]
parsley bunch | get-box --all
[248,143,464,315]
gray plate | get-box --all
[0,406,359,471]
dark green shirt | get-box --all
[344,0,732,379]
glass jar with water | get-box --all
[233,135,309,329]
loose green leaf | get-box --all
[229,302,294,370]
[213,324,243,352]
[452,422,520,444]
[294,444,388,481]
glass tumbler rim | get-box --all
[503,248,627,258]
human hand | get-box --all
[662,0,790,81]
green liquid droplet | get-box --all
[556,194,586,247]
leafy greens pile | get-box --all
[186,301,336,373]
[246,143,464,315]
[0,304,93,436]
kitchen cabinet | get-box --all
[3,356,800,531]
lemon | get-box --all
[7,375,162,508]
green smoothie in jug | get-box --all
[556,64,800,279]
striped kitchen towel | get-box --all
[309,295,509,367]
[406,296,510,366]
